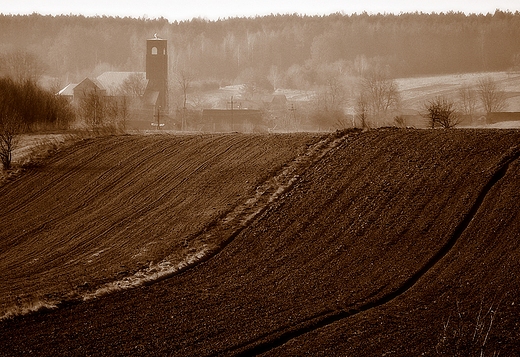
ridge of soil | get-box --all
[1,129,520,356]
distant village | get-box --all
[56,35,291,132]
[57,34,520,132]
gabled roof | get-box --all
[74,77,106,93]
[262,94,287,104]
[57,72,148,98]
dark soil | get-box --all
[1,129,519,356]
[0,133,322,315]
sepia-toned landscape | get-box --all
[1,129,520,355]
[1,9,520,357]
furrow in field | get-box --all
[232,144,520,356]
[179,130,520,356]
[1,130,520,357]
[0,133,322,319]
[83,132,350,298]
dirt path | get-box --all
[83,131,349,300]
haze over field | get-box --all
[1,12,520,129]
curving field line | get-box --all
[228,144,520,356]
[0,133,323,319]
[1,130,520,356]
[81,132,348,301]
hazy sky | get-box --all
[2,0,520,21]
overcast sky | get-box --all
[2,0,519,22]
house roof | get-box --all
[262,94,287,104]
[57,71,147,98]
[57,83,77,96]
[74,77,106,93]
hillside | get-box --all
[397,71,520,113]
[1,129,520,356]
[0,132,323,317]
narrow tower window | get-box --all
[151,47,158,55]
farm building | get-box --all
[57,73,146,105]
[58,35,168,127]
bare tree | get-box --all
[477,77,508,114]
[0,104,25,170]
[176,70,193,109]
[119,72,147,97]
[175,70,194,130]
[118,96,130,130]
[424,96,461,129]
[0,76,74,132]
[458,84,478,118]
[356,93,370,130]
[510,52,520,73]
[0,50,45,84]
[0,78,28,169]
[325,76,347,111]
[312,75,346,112]
[358,67,401,126]
[79,89,105,127]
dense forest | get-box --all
[1,11,520,90]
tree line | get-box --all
[0,77,75,169]
[0,70,147,170]
[0,11,519,89]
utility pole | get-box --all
[152,105,164,130]
[156,106,160,130]
[93,87,98,126]
[289,103,297,127]
[228,95,235,131]
[182,106,186,131]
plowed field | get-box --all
[1,129,520,356]
[0,133,322,316]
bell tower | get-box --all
[146,34,168,111]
